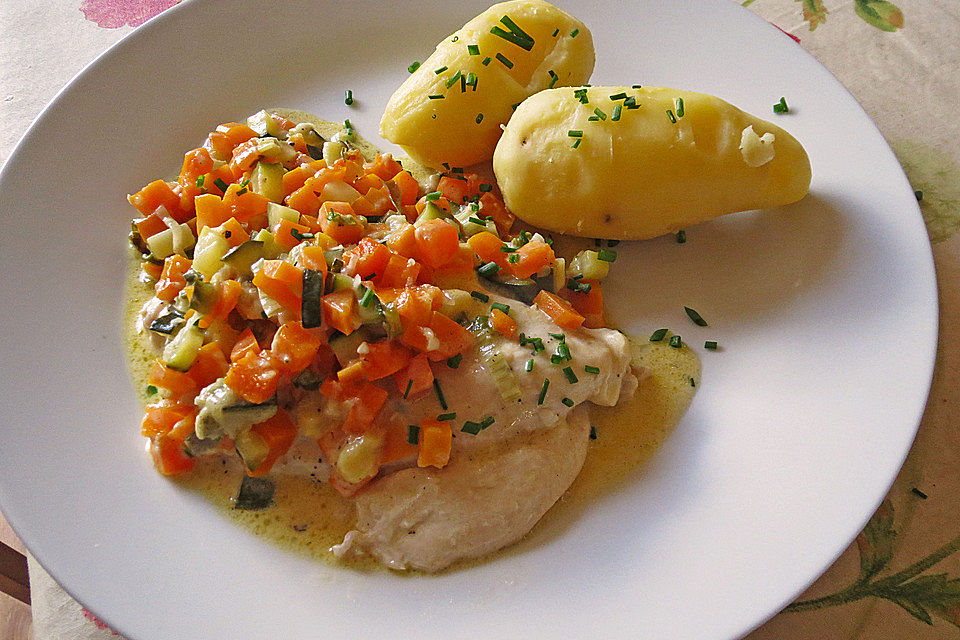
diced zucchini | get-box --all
[189,282,219,315]
[234,475,276,511]
[292,369,322,391]
[235,429,270,474]
[254,137,297,164]
[222,240,265,277]
[149,308,185,336]
[439,289,480,319]
[193,227,230,278]
[324,247,345,270]
[322,141,345,165]
[329,327,372,365]
[480,277,541,305]
[381,302,403,339]
[162,319,204,372]
[355,286,383,325]
[568,250,610,281]
[183,433,221,457]
[267,202,301,230]
[336,433,383,484]
[301,269,325,329]
[250,162,285,204]
[551,257,566,293]
[416,202,445,225]
[247,110,284,138]
[319,180,361,204]
[327,272,356,294]
[171,222,196,256]
[253,229,284,259]
[467,316,522,403]
[145,228,175,260]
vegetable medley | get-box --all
[129,110,612,496]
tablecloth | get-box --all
[2,0,959,638]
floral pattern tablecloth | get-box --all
[2,0,959,638]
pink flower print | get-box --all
[80,0,180,28]
[81,607,122,635]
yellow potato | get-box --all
[492,86,812,239]
[380,0,594,169]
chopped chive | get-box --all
[214,177,230,192]
[467,44,480,55]
[403,379,413,399]
[360,287,376,307]
[557,342,571,361]
[290,229,314,242]
[589,426,597,440]
[570,28,580,37]
[451,166,464,173]
[593,108,607,120]
[572,138,582,149]
[477,262,501,278]
[425,191,442,201]
[676,229,686,243]
[437,412,457,421]
[684,306,708,327]
[574,88,589,104]
[526,359,534,372]
[667,109,677,123]
[773,97,789,114]
[476,113,484,124]
[588,116,599,122]
[495,53,514,69]
[623,96,636,107]
[468,216,488,226]
[911,487,929,499]
[434,65,448,74]
[507,253,519,263]
[650,328,669,342]
[491,302,511,314]
[550,354,563,364]
[408,61,421,73]
[568,130,583,137]
[466,72,478,90]
[669,335,683,348]
[704,340,718,350]
[428,94,444,100]
[442,162,450,169]
[146,385,158,395]
[470,291,490,303]
[675,97,684,118]
[609,92,627,100]
[552,27,560,37]
[611,105,622,121]
[236,187,248,196]
[447,353,463,369]
[195,175,205,188]
[561,397,575,407]
[549,332,565,340]
[445,70,462,88]
[548,69,559,89]
[632,84,643,88]
[562,366,578,383]
[597,248,617,262]
[344,89,354,105]
[480,416,495,429]
[433,379,448,410]
[461,421,482,435]
[490,15,535,51]
[607,239,620,247]
[479,183,493,192]
[915,190,923,202]
[584,365,600,375]
[537,378,550,405]
[690,377,696,387]
[567,279,591,293]
[482,56,492,65]
[407,424,420,444]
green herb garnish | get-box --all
[433,379,448,410]
[704,341,718,350]
[447,353,463,369]
[490,15,535,51]
[495,53,514,69]
[479,183,493,192]
[773,97,789,114]
[407,424,419,444]
[437,412,457,421]
[649,328,669,342]
[548,70,559,88]
[669,335,683,348]
[445,70,462,89]
[589,426,597,439]
[491,302,511,314]
[470,291,490,303]
[476,113,484,124]
[568,130,583,137]
[428,94,445,100]
[584,365,600,375]
[195,175,205,189]
[562,366,578,383]
[435,65,448,74]
[675,97,684,118]
[477,262,501,278]
[526,359,534,372]
[667,109,677,124]
[467,44,480,55]
[570,28,580,37]
[684,306,708,327]
[403,379,413,399]
[597,249,617,262]
[344,89,354,105]
[461,421,482,435]
[676,229,686,243]
[425,191,442,201]
[146,385,158,395]
[611,105,622,121]
[537,378,550,405]
[214,177,230,192]
[593,107,607,120]
[408,61,421,73]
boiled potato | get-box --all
[381,0,594,169]
[492,86,812,239]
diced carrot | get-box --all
[385,223,418,258]
[435,243,476,275]
[417,418,452,468]
[150,432,196,475]
[401,204,420,223]
[490,308,517,338]
[341,381,389,434]
[395,285,441,326]
[353,173,385,194]
[415,218,460,268]
[509,239,555,279]
[480,192,515,236]
[282,165,313,196]
[426,312,474,361]
[319,201,365,245]
[298,245,329,276]
[155,255,192,302]
[343,237,391,279]
[197,279,240,329]
[134,212,168,240]
[200,164,236,196]
[194,193,230,231]
[271,321,323,374]
[380,421,419,465]
[187,343,229,388]
[148,360,198,399]
[179,147,214,187]
[286,181,321,217]
[224,349,281,404]
[364,185,397,216]
[437,174,481,205]
[337,360,366,385]
[390,170,419,206]
[223,182,268,223]
[142,261,163,280]
[561,280,605,328]
[229,138,263,174]
[274,218,312,251]
[321,289,361,336]
[207,122,258,158]
[252,260,303,313]
[534,290,585,331]
[393,353,434,396]
[245,410,298,477]
[367,153,403,181]
[467,231,510,271]
[360,340,413,380]
[141,402,195,438]
[129,179,182,217]
[218,217,250,247]
[231,328,259,363]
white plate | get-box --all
[0,1,937,638]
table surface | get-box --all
[3,0,960,639]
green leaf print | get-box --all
[857,499,896,581]
[854,0,905,31]
[796,0,829,30]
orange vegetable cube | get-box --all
[417,418,452,469]
[224,349,281,404]
[534,290,585,331]
[271,321,323,374]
